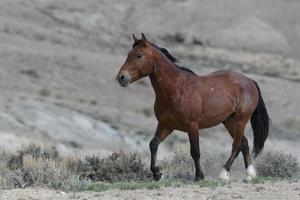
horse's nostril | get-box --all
[117,74,129,87]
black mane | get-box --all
[133,40,196,75]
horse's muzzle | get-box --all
[116,73,130,87]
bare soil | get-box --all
[0,181,300,200]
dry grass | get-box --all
[0,143,74,189]
[0,144,152,190]
[161,145,227,180]
[0,143,299,191]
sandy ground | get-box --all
[0,181,300,200]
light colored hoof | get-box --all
[219,168,230,181]
[160,173,165,180]
[246,164,256,181]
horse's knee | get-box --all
[241,136,249,151]
[149,137,159,153]
[242,136,248,145]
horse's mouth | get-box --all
[116,74,130,87]
[119,80,129,87]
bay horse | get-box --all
[116,33,270,181]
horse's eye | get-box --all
[137,53,143,59]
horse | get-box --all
[116,33,270,181]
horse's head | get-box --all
[116,33,154,87]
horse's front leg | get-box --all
[188,126,204,181]
[149,124,172,181]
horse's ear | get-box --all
[141,33,147,42]
[132,33,138,43]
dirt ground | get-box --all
[0,181,300,200]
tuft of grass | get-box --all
[255,151,299,179]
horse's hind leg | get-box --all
[241,136,256,180]
[220,118,247,181]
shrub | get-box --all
[0,144,73,189]
[39,88,51,97]
[80,152,151,182]
[256,151,300,179]
[1,143,298,191]
[9,155,71,188]
[162,150,227,180]
[161,151,194,180]
[0,145,152,190]
[201,152,228,178]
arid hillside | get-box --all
[0,0,300,199]
[0,0,299,159]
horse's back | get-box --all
[206,70,257,93]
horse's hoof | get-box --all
[153,172,163,181]
[246,164,256,181]
[194,175,204,182]
[219,168,230,181]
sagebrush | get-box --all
[0,144,299,191]
[0,143,73,189]
[256,151,299,178]
[80,152,152,182]
[161,147,228,180]
[0,144,152,190]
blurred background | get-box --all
[0,0,299,162]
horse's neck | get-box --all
[149,57,184,99]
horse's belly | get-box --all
[199,96,235,128]
[198,112,231,128]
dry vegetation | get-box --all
[256,151,300,179]
[0,143,299,192]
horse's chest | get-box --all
[154,98,189,130]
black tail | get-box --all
[251,81,271,157]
